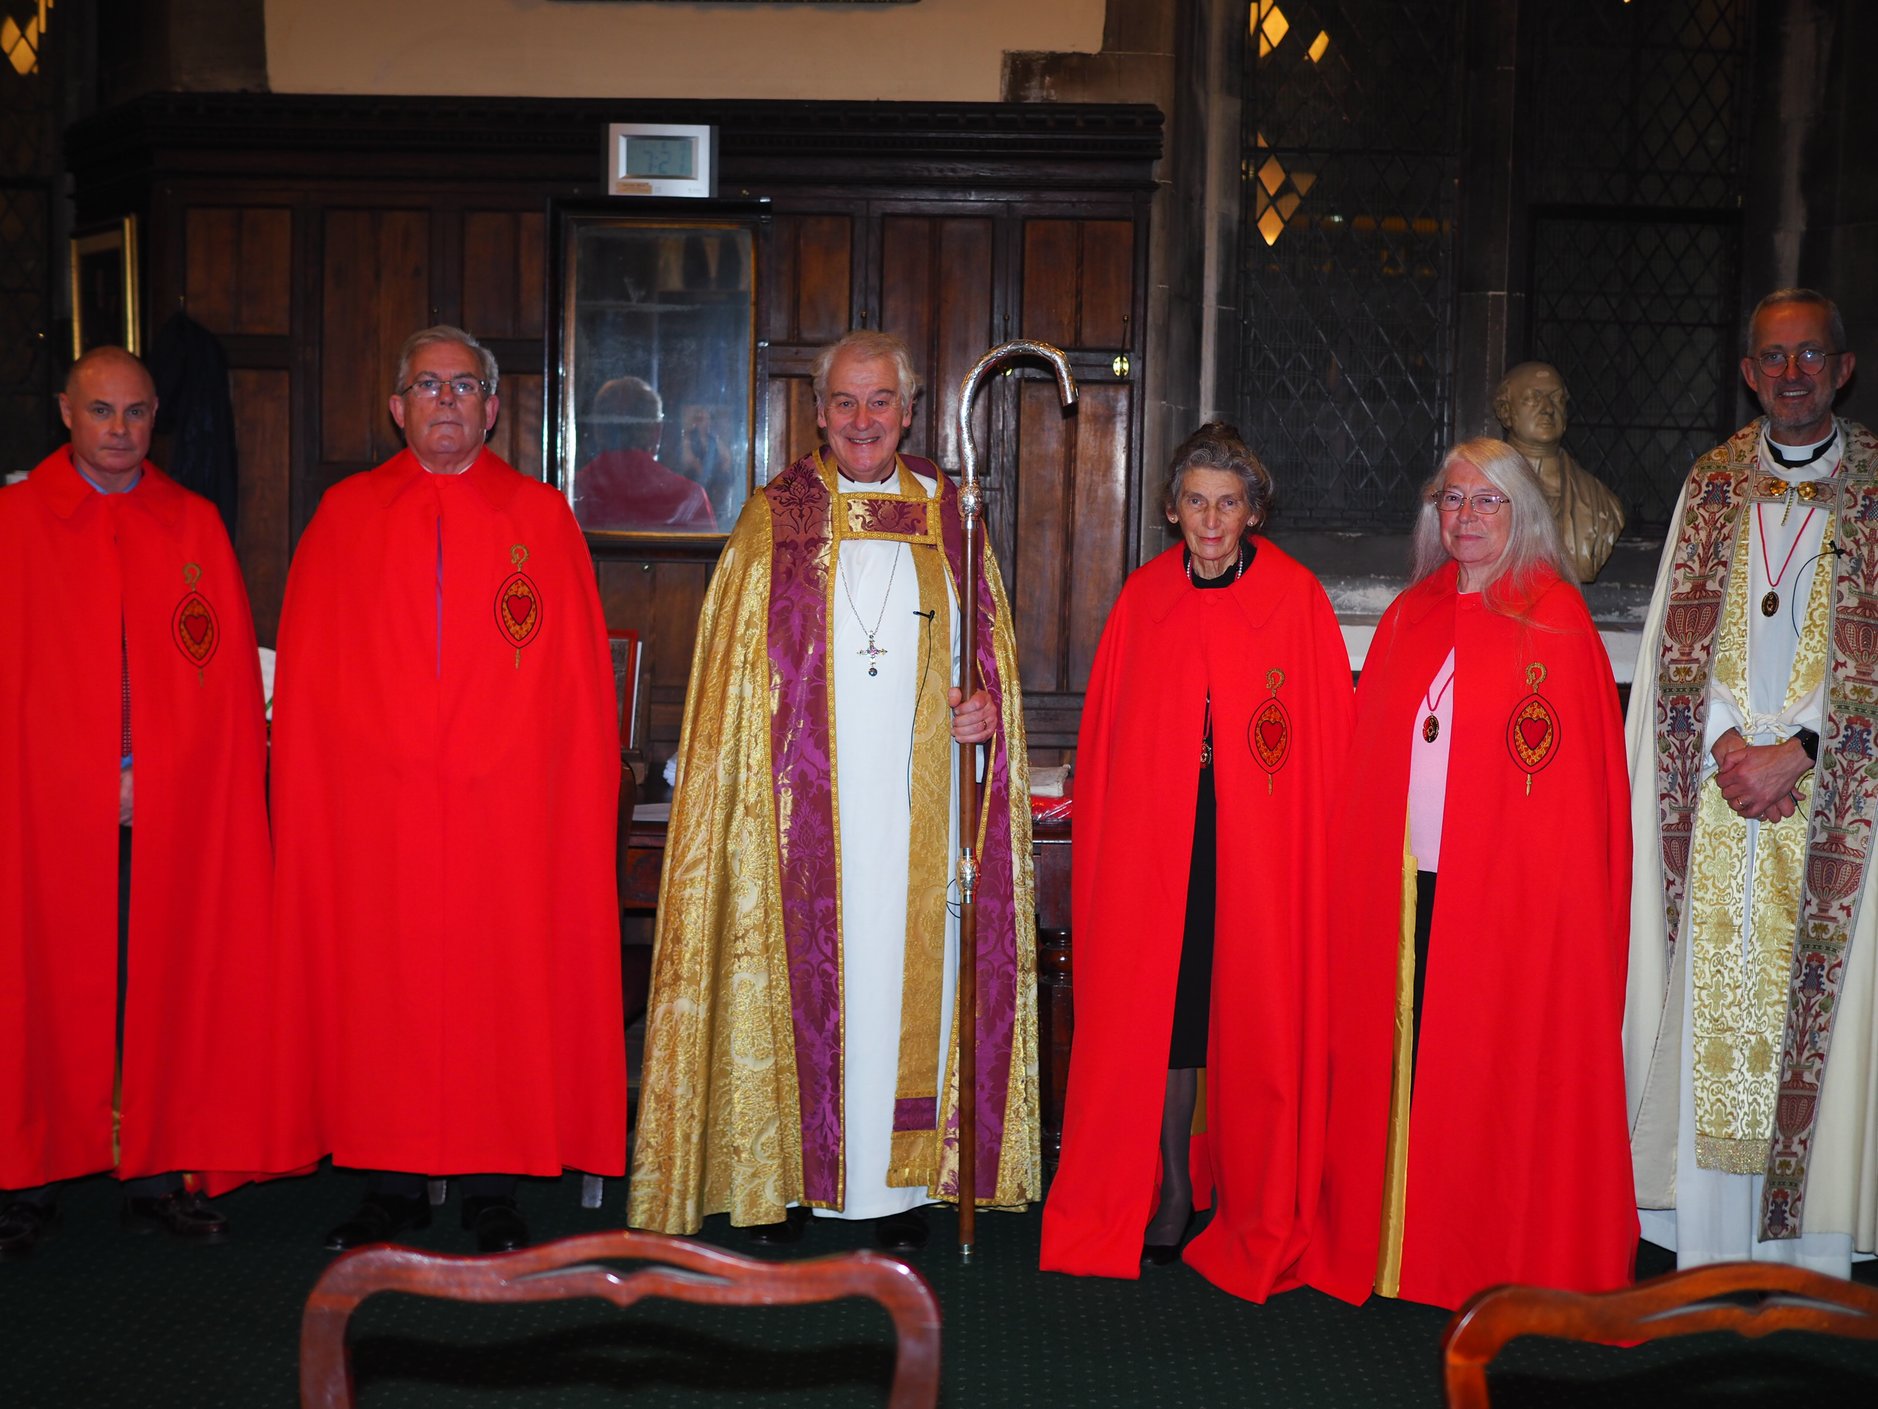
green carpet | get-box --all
[4,1167,1877,1406]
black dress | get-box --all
[1167,547,1247,1068]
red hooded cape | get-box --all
[270,449,625,1177]
[1302,562,1636,1309]
[1041,541,1353,1299]
[1,450,315,1190]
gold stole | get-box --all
[1684,514,1829,1172]
[1375,823,1419,1297]
[824,453,955,1189]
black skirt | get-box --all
[1167,760,1216,1068]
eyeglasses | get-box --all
[1433,490,1510,515]
[400,376,488,400]
[1754,348,1841,377]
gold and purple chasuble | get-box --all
[628,449,1038,1233]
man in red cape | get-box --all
[1303,553,1636,1310]
[272,326,624,1254]
[1041,475,1353,1299]
[2,348,314,1258]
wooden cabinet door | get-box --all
[1009,215,1141,736]
[764,211,857,480]
[878,211,997,475]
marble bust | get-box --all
[1493,362,1626,582]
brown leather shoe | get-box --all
[123,1188,229,1242]
[0,1201,58,1260]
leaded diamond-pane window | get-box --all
[1533,0,1749,210]
[1527,0,1750,533]
[1240,0,1462,531]
[0,0,55,469]
[1529,213,1739,530]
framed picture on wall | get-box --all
[70,215,141,359]
[609,628,643,753]
[548,202,768,551]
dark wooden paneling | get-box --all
[1075,220,1134,349]
[320,209,428,466]
[594,558,713,760]
[881,215,995,472]
[1020,218,1135,351]
[230,367,292,645]
[184,206,291,336]
[74,97,1159,768]
[462,210,545,341]
[769,214,853,346]
[767,373,821,475]
[1012,374,1071,695]
[1062,382,1130,690]
[488,373,543,480]
[1011,378,1130,697]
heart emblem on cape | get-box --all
[505,592,533,626]
[1518,715,1550,751]
[183,613,210,645]
[1258,718,1285,752]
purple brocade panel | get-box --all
[765,458,844,1204]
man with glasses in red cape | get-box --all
[271,326,624,1255]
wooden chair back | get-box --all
[300,1230,942,1408]
[1442,1261,1878,1408]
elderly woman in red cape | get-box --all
[1041,423,1353,1299]
[1302,438,1637,1310]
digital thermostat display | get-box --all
[622,136,696,181]
[608,123,717,198]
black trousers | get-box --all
[1412,870,1438,1072]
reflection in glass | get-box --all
[563,222,754,535]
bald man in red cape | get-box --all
[2,349,313,1259]
[271,326,624,1254]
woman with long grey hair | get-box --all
[1304,438,1638,1309]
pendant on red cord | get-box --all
[1505,661,1559,795]
[1247,667,1291,794]
[171,562,219,680]
[495,543,542,667]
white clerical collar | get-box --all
[837,467,932,494]
[1759,423,1840,481]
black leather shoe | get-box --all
[462,1195,528,1254]
[875,1208,929,1253]
[1141,1211,1193,1266]
[123,1189,229,1242]
[0,1201,58,1260]
[746,1207,808,1246]
[323,1192,432,1251]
